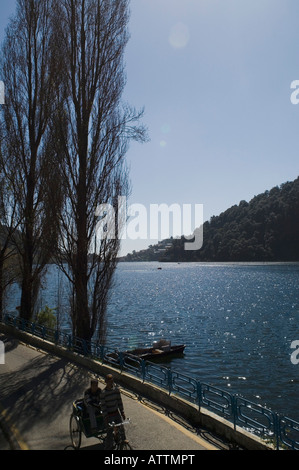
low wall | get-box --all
[0,323,272,451]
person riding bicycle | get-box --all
[101,374,126,450]
[84,379,102,433]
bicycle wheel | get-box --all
[120,440,133,451]
[70,414,82,450]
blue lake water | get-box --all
[6,262,299,421]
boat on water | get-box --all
[109,339,185,362]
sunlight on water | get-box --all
[106,262,299,420]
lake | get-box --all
[5,261,299,421]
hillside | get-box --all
[122,177,299,262]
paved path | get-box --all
[0,334,226,451]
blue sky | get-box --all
[1,1,299,256]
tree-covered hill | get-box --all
[122,177,299,262]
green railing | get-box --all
[1,314,299,450]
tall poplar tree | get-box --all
[0,0,63,320]
[55,0,147,342]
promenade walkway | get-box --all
[0,333,234,451]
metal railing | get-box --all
[1,314,299,450]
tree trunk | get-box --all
[20,275,33,321]
[0,257,3,320]
[74,206,90,340]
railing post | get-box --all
[101,345,106,361]
[275,413,280,451]
[167,369,173,395]
[82,340,89,356]
[99,345,105,362]
[141,359,146,382]
[197,380,202,411]
[119,352,124,372]
[232,395,237,431]
[54,330,59,344]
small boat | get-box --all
[123,339,185,361]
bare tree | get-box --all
[55,0,147,342]
[0,0,63,320]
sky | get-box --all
[1,0,299,256]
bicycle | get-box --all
[70,400,132,450]
[108,419,133,450]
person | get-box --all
[101,374,126,450]
[84,379,102,433]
